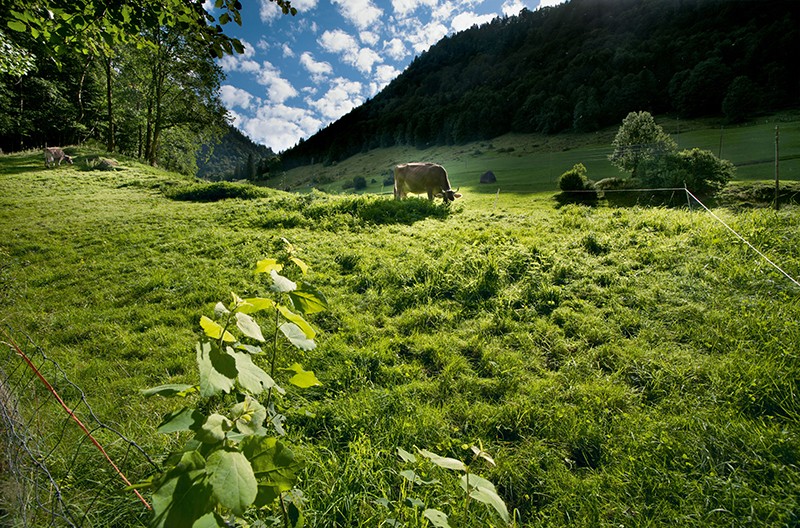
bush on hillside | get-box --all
[638,148,734,196]
[558,163,589,192]
[163,181,272,202]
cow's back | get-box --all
[395,162,447,193]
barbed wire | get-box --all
[0,324,159,527]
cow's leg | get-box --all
[427,189,434,200]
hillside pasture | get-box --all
[276,113,800,200]
[1,140,800,527]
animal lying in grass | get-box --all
[44,147,73,168]
[394,162,462,202]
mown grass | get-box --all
[1,141,800,527]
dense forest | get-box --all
[281,0,799,168]
[0,0,283,177]
[196,125,277,180]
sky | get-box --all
[211,0,567,153]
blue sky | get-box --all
[211,0,566,153]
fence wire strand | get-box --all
[0,325,159,527]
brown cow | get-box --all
[44,147,73,168]
[393,162,462,202]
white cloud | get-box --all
[319,29,382,74]
[405,21,449,54]
[391,0,438,17]
[281,43,295,58]
[220,85,255,110]
[501,0,526,16]
[255,61,297,104]
[537,0,566,9]
[318,29,359,56]
[217,38,262,73]
[332,0,383,30]
[383,38,409,61]
[370,64,401,95]
[354,47,382,74]
[452,11,496,32]
[307,77,364,122]
[241,103,323,153]
[300,52,334,82]
[360,31,380,46]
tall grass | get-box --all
[1,143,799,527]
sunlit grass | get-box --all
[2,136,800,527]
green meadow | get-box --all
[1,117,799,527]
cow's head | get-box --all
[436,187,462,203]
[65,155,74,165]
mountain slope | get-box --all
[281,0,799,169]
[197,124,275,180]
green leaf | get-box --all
[200,316,236,343]
[214,301,230,316]
[191,512,225,528]
[418,449,466,472]
[235,312,265,342]
[142,384,195,397]
[157,408,205,434]
[289,256,308,274]
[287,501,304,528]
[279,322,316,350]
[469,486,510,523]
[423,508,451,528]
[206,449,257,515]
[288,284,328,314]
[241,436,301,491]
[255,258,282,274]
[459,473,496,493]
[196,341,236,397]
[399,469,422,485]
[270,270,297,293]
[232,396,268,436]
[286,363,322,388]
[254,482,280,508]
[151,470,213,528]
[231,350,282,395]
[196,413,233,444]
[278,305,315,339]
[397,447,417,463]
[239,297,276,314]
[7,20,27,32]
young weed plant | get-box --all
[385,443,513,527]
[140,242,327,528]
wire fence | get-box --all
[0,325,158,528]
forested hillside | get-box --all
[281,0,799,168]
[196,125,276,181]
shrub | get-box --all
[353,176,367,190]
[164,181,271,202]
[558,163,589,192]
[639,148,734,195]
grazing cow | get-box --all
[393,162,462,202]
[44,147,73,168]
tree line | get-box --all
[281,0,799,169]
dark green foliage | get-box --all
[558,163,589,192]
[196,126,276,181]
[639,148,734,196]
[164,181,273,202]
[281,0,800,168]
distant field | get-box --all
[278,111,800,197]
